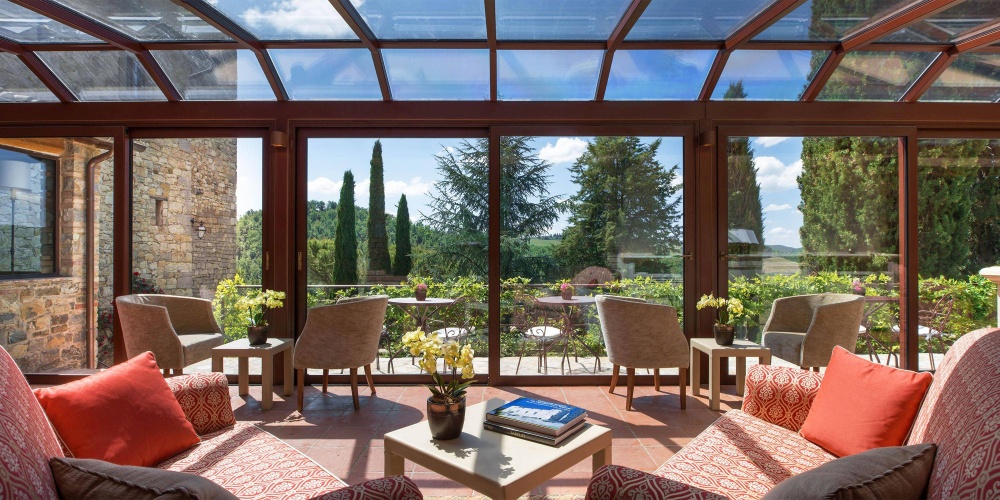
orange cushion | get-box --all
[799,347,933,457]
[34,352,200,467]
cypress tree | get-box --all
[392,194,412,276]
[367,140,391,273]
[724,81,765,277]
[333,171,358,284]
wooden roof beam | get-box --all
[726,0,808,49]
[486,0,497,101]
[900,50,955,102]
[953,19,1000,53]
[840,0,963,51]
[596,0,651,101]
[330,0,391,101]
[0,38,76,102]
[698,50,730,101]
[800,49,845,101]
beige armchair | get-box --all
[294,295,388,412]
[115,294,225,375]
[762,293,865,370]
[595,295,690,411]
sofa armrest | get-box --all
[741,365,823,432]
[325,476,423,499]
[587,465,722,500]
[165,372,236,435]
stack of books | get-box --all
[483,397,588,446]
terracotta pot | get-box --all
[713,324,735,346]
[415,288,427,301]
[247,325,269,345]
[561,288,573,300]
[427,396,466,440]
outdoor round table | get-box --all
[535,296,601,373]
[387,297,456,332]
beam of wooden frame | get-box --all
[800,50,845,101]
[17,52,78,102]
[840,0,960,51]
[726,0,808,49]
[171,0,288,100]
[329,0,391,101]
[900,50,954,102]
[486,0,497,101]
[698,50,730,101]
[953,19,1000,53]
[136,51,182,102]
[595,0,651,101]
[0,37,20,53]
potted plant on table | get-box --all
[237,289,286,345]
[402,330,475,440]
[415,283,428,301]
[560,283,575,300]
[696,294,746,346]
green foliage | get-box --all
[968,145,1000,273]
[306,238,336,285]
[368,140,392,273]
[917,140,981,278]
[557,136,682,276]
[234,288,286,327]
[393,194,412,276]
[213,275,250,341]
[235,209,262,284]
[334,171,359,284]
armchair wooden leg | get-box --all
[349,367,360,411]
[812,367,820,373]
[322,369,329,393]
[162,369,169,377]
[654,369,660,391]
[679,367,687,410]
[175,368,183,375]
[364,364,376,395]
[625,368,635,411]
[296,369,305,413]
[609,364,619,394]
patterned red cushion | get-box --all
[907,327,1000,499]
[166,372,236,435]
[322,476,423,499]
[0,345,64,500]
[741,365,823,432]
[587,465,726,499]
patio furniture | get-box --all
[384,398,611,500]
[510,293,570,374]
[0,345,422,500]
[211,337,293,410]
[115,294,225,375]
[892,287,955,371]
[537,295,603,373]
[428,295,485,343]
[761,293,865,370]
[587,327,1000,499]
[595,295,690,411]
[690,338,771,411]
[294,295,388,411]
[859,295,899,366]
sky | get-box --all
[747,137,806,248]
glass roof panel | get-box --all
[817,51,937,101]
[497,50,602,100]
[878,0,1000,43]
[0,53,58,102]
[754,0,904,42]
[712,50,819,100]
[605,50,714,100]
[920,53,1000,102]
[269,49,381,100]
[206,0,358,41]
[382,49,489,100]
[37,51,165,101]
[0,0,99,43]
[626,0,775,41]
[349,0,485,40]
[496,0,631,41]
[46,0,231,42]
[151,49,274,101]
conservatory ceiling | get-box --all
[0,0,998,104]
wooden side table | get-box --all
[690,338,771,411]
[212,337,293,410]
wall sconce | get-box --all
[190,218,206,239]
[699,130,717,148]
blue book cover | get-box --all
[485,397,587,435]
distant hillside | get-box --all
[766,244,802,255]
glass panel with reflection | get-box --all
[497,50,602,100]
[37,51,166,102]
[606,50,714,100]
[878,0,1000,44]
[0,53,58,102]
[383,49,489,100]
[349,0,486,40]
[626,0,775,41]
[496,0,631,40]
[754,0,904,42]
[713,50,819,101]
[817,51,937,101]
[47,0,231,42]
[152,50,274,101]
[0,0,99,43]
[269,49,382,100]
[206,0,358,41]
[921,53,1000,102]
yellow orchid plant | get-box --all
[402,330,475,404]
[696,293,746,326]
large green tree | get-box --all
[333,171,359,284]
[367,140,391,273]
[393,194,412,276]
[235,209,262,284]
[556,136,682,274]
[968,142,1000,272]
[724,82,766,276]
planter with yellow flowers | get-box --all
[402,330,476,440]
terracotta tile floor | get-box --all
[231,383,745,499]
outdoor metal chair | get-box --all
[510,293,568,374]
[892,286,955,371]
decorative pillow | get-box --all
[34,352,200,467]
[762,443,937,500]
[799,347,933,457]
[50,457,237,500]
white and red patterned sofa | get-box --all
[587,327,1000,499]
[0,346,422,500]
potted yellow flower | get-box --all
[237,289,286,345]
[402,330,475,440]
[696,293,746,345]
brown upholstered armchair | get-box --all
[762,293,865,370]
[115,294,226,375]
[294,295,388,412]
[595,295,690,411]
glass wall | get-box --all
[499,135,685,376]
[726,136,901,368]
[304,137,489,378]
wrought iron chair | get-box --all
[509,293,569,374]
[892,286,955,371]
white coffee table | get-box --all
[211,337,293,410]
[384,398,612,499]
[690,338,771,411]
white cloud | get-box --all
[307,176,343,199]
[756,156,802,192]
[764,203,792,212]
[240,0,356,39]
[769,227,795,235]
[385,177,432,197]
[538,138,587,164]
[755,137,791,148]
[766,226,800,247]
[307,176,431,203]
